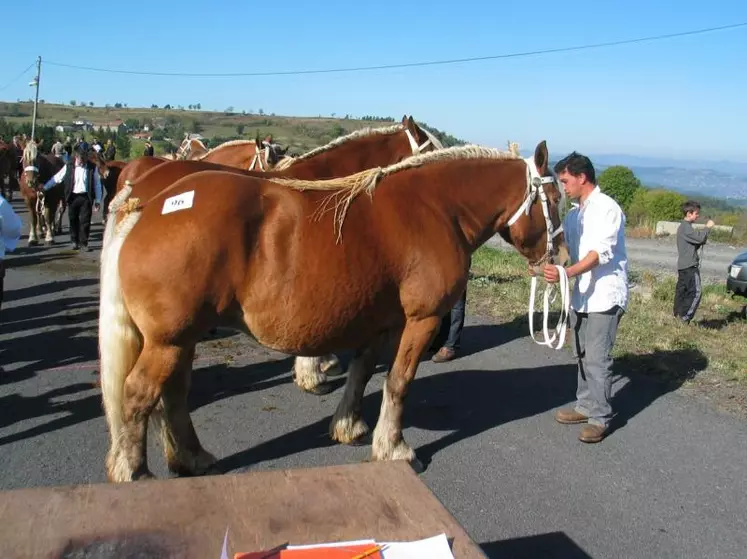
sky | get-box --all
[2,1,746,162]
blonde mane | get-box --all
[22,142,38,167]
[272,124,404,170]
[272,144,521,242]
[195,139,255,160]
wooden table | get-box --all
[0,461,486,558]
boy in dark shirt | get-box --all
[674,200,714,323]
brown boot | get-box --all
[554,408,589,424]
[431,347,456,363]
[579,424,607,443]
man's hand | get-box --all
[706,219,715,228]
[543,264,561,284]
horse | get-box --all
[114,156,170,194]
[105,115,444,395]
[0,141,19,201]
[19,143,65,245]
[98,140,568,482]
[175,137,209,160]
[188,137,289,171]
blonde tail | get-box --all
[98,204,143,481]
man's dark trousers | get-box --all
[673,266,702,323]
[68,193,92,247]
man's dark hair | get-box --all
[681,200,701,215]
[553,151,596,184]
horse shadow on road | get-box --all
[214,346,708,473]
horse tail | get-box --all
[98,202,143,478]
[101,182,133,256]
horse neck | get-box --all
[412,158,529,251]
[281,133,411,179]
[202,144,254,166]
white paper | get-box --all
[161,190,195,215]
[380,533,455,559]
[287,539,376,549]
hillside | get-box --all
[0,100,464,156]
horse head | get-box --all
[401,115,443,156]
[21,142,41,189]
[88,149,110,178]
[505,140,569,271]
[252,135,288,171]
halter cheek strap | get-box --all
[404,128,433,154]
[24,166,39,173]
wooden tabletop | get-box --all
[0,460,486,558]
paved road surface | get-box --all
[488,234,744,281]
[1,200,746,558]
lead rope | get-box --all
[528,265,570,349]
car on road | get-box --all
[726,250,747,297]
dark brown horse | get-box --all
[105,115,444,395]
[0,141,18,201]
[19,143,65,245]
[99,141,568,482]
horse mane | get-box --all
[195,139,254,160]
[22,142,38,167]
[272,124,404,170]
[271,144,521,242]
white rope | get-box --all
[529,265,570,349]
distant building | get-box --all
[91,119,127,134]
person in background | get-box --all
[674,200,715,323]
[104,139,116,161]
[41,143,102,251]
[0,195,22,319]
[143,141,155,157]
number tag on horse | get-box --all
[161,190,195,215]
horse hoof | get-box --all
[323,362,345,378]
[302,382,336,396]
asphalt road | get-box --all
[487,234,744,281]
[1,199,746,558]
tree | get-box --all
[115,134,132,159]
[627,188,686,225]
[236,124,245,135]
[598,166,641,213]
[89,102,94,107]
[70,100,77,106]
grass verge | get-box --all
[468,245,747,414]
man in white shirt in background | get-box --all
[42,142,102,251]
[542,152,629,444]
[0,195,22,320]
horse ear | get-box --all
[404,115,418,134]
[534,140,549,174]
[401,115,408,126]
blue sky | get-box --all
[2,1,746,162]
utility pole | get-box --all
[30,56,42,142]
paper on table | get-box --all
[378,533,455,559]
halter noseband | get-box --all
[505,157,564,266]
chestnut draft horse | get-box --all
[99,141,568,482]
[19,143,65,245]
[105,116,444,394]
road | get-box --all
[487,234,743,281]
[1,199,746,558]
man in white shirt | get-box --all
[0,196,22,317]
[42,143,102,251]
[542,152,628,443]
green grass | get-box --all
[468,245,747,391]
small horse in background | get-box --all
[19,143,65,245]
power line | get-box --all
[43,21,747,78]
[0,62,36,91]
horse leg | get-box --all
[43,205,54,244]
[330,345,378,444]
[114,342,188,482]
[27,203,38,245]
[55,201,66,235]
[292,353,343,395]
[371,317,440,468]
[151,350,217,477]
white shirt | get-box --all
[0,197,22,259]
[563,186,628,313]
[44,163,102,204]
